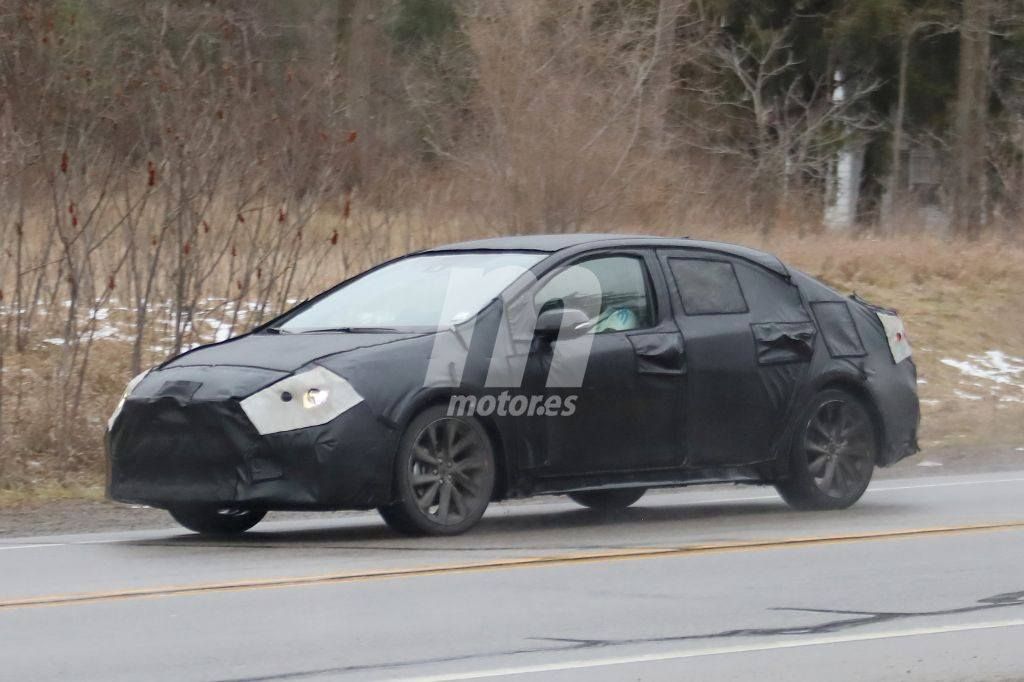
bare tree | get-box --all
[883,15,957,223]
[694,31,879,233]
[647,0,686,148]
[952,0,993,240]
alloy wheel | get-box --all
[408,417,491,527]
[804,398,874,499]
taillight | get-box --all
[876,312,912,364]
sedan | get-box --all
[107,234,920,535]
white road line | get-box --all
[868,477,1024,492]
[394,619,1024,681]
[0,543,62,552]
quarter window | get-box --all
[535,256,653,333]
[669,258,748,315]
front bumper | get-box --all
[107,397,396,510]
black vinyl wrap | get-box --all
[627,332,686,375]
[811,301,867,358]
[108,395,395,510]
[106,243,920,512]
[752,321,817,365]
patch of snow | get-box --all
[916,378,928,385]
[953,389,983,401]
[942,351,1024,404]
[90,325,120,340]
[917,460,943,467]
[43,337,65,345]
[920,399,942,406]
[941,351,1024,386]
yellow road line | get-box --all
[3,520,1024,611]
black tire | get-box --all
[775,388,877,511]
[378,406,496,536]
[568,488,646,511]
[168,506,266,535]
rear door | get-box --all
[658,250,815,466]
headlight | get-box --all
[107,369,151,430]
[303,388,329,409]
[240,365,362,435]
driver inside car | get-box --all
[590,306,638,333]
[538,296,639,334]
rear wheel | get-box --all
[569,488,646,511]
[378,406,496,536]
[168,506,266,535]
[776,388,876,511]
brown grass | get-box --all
[3,218,1023,502]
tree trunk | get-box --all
[647,0,683,149]
[336,0,377,187]
[335,0,356,63]
[952,0,991,240]
[884,29,912,229]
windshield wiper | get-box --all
[293,326,403,334]
[262,327,292,335]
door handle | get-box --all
[627,332,685,375]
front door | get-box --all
[522,252,685,474]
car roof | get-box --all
[425,233,789,277]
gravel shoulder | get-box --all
[2,443,1022,538]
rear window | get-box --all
[669,258,748,315]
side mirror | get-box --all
[535,308,590,340]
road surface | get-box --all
[3,470,1024,681]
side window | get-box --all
[534,255,653,333]
[668,258,748,315]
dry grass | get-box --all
[3,219,1023,501]
[0,483,105,508]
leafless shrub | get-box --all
[1,1,1021,491]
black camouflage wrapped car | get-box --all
[107,234,919,536]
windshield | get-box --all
[275,252,544,333]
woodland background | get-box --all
[1,0,1023,496]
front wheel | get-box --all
[378,407,496,536]
[168,506,266,535]
[775,388,876,511]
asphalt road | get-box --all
[3,470,1024,681]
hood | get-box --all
[164,331,426,373]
